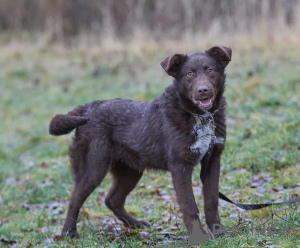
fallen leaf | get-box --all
[40,162,48,168]
[155,187,160,195]
[246,76,262,92]
[52,234,63,241]
[289,229,298,235]
[192,186,202,196]
[230,213,238,218]
[157,232,176,237]
[35,226,50,234]
[273,156,281,162]
[220,212,230,217]
[22,203,33,210]
[128,211,135,216]
[107,224,115,231]
[41,226,49,233]
[250,181,262,188]
[162,216,170,222]
[250,175,264,188]
[139,231,149,239]
[80,209,89,218]
[47,201,64,210]
[1,237,16,244]
[159,190,167,196]
[220,185,232,190]
[291,193,299,198]
[152,224,163,231]
[5,177,15,184]
[272,185,284,192]
[257,239,267,245]
[42,178,53,187]
[262,173,272,181]
[258,186,267,193]
[232,192,240,198]
[253,192,264,197]
[26,242,33,248]
[161,194,171,202]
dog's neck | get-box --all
[162,84,226,146]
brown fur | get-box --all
[49,46,231,238]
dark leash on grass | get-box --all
[197,115,300,210]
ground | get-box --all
[0,42,299,247]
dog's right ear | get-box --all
[206,46,232,68]
[160,54,188,77]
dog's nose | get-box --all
[197,86,209,95]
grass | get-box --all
[0,42,299,247]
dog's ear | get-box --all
[206,46,232,68]
[160,54,188,77]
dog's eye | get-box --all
[187,71,195,77]
[207,68,213,74]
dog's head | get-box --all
[161,46,231,112]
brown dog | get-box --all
[49,46,231,238]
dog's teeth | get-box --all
[198,99,212,108]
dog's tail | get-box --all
[49,105,88,136]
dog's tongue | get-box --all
[200,99,210,105]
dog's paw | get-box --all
[214,230,225,238]
[132,220,151,228]
[61,228,79,239]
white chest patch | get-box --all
[190,124,214,160]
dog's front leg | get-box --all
[202,144,224,234]
[170,165,205,233]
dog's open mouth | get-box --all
[194,98,213,110]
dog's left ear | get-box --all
[206,46,232,68]
[160,54,188,77]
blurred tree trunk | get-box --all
[0,0,299,43]
[44,0,64,42]
[181,0,195,39]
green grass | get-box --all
[0,43,299,247]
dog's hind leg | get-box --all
[62,139,110,238]
[105,164,149,228]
